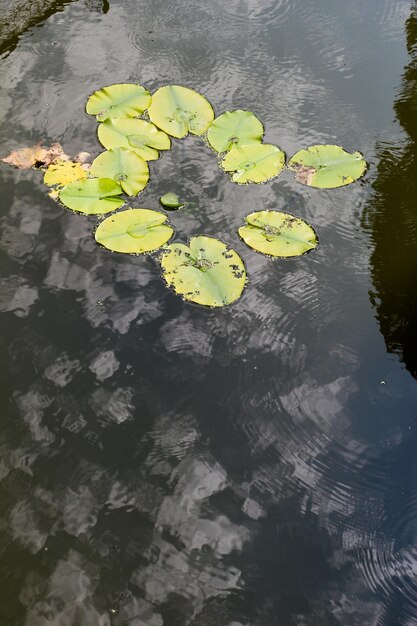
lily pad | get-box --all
[44,159,87,187]
[90,148,149,196]
[207,110,264,153]
[160,192,183,209]
[59,178,124,214]
[159,235,246,307]
[288,144,367,188]
[95,208,174,254]
[148,85,214,139]
[86,83,151,122]
[97,118,171,161]
[239,210,318,257]
[221,143,286,184]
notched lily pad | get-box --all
[148,85,214,139]
[207,110,264,153]
[288,144,367,188]
[95,208,174,253]
[221,143,286,184]
[159,235,246,307]
[90,148,149,196]
[59,178,124,214]
[239,210,318,257]
[44,159,88,187]
[86,83,151,122]
[98,118,171,161]
[160,192,184,209]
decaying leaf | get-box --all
[288,145,367,188]
[291,165,316,186]
[238,210,318,257]
[43,159,88,187]
[74,151,91,165]
[1,142,69,170]
[159,235,247,307]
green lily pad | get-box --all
[86,83,151,122]
[207,110,264,153]
[159,235,246,307]
[97,118,171,161]
[148,85,214,139]
[90,148,149,196]
[288,144,367,188]
[59,178,124,214]
[159,192,183,209]
[221,143,286,184]
[95,208,174,254]
[239,210,318,257]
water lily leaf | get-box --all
[90,148,149,196]
[148,85,214,139]
[288,144,367,188]
[207,109,264,153]
[95,208,173,254]
[2,142,69,169]
[160,192,183,209]
[239,210,318,257]
[221,143,286,184]
[97,118,170,161]
[44,159,87,187]
[59,178,124,214]
[160,235,246,307]
[86,83,151,122]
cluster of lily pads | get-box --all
[39,83,367,307]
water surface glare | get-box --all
[1,0,417,624]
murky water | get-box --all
[1,0,417,624]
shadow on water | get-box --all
[365,6,417,379]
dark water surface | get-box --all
[1,1,417,624]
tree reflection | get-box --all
[366,7,417,378]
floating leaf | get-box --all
[90,148,149,196]
[239,210,318,257]
[288,144,367,188]
[59,178,124,214]
[207,110,264,153]
[160,235,246,307]
[148,85,214,139]
[98,118,170,161]
[2,142,69,169]
[159,192,183,209]
[221,143,285,184]
[44,159,87,187]
[86,83,151,122]
[95,208,174,254]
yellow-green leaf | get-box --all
[288,144,367,188]
[239,210,318,257]
[86,83,151,122]
[97,118,171,161]
[95,208,174,253]
[159,235,246,307]
[90,148,149,196]
[207,110,264,153]
[221,143,286,184]
[59,178,124,214]
[148,85,214,139]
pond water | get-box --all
[1,0,417,624]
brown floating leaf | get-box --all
[74,151,91,164]
[1,142,69,170]
[292,164,316,186]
